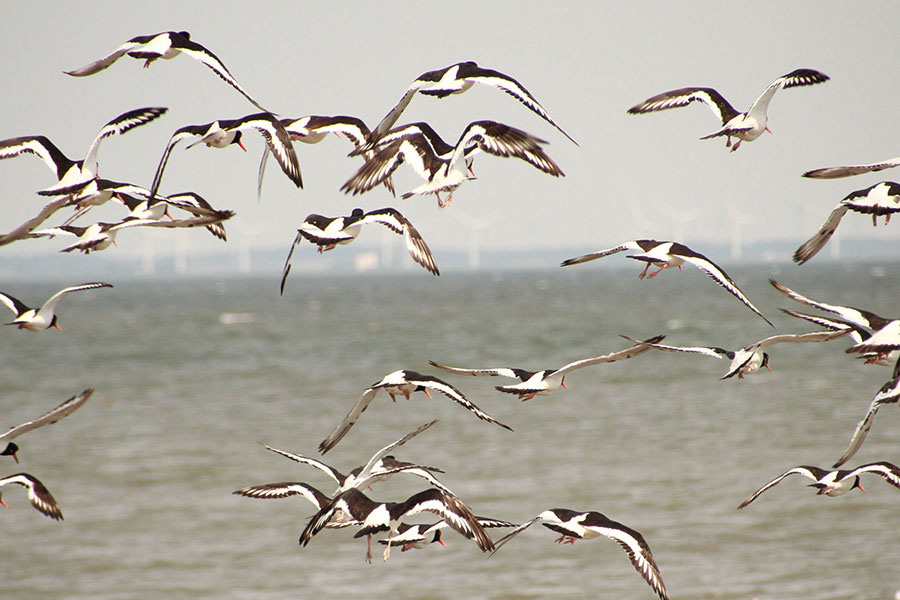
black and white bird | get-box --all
[621,329,849,380]
[0,283,111,331]
[149,114,302,196]
[378,516,516,553]
[0,473,64,520]
[429,335,664,401]
[794,182,900,264]
[299,487,494,562]
[491,509,669,600]
[280,207,438,294]
[342,120,564,207]
[251,420,452,495]
[257,115,395,199]
[832,364,900,468]
[64,31,268,111]
[737,461,900,509]
[1,388,93,463]
[804,156,900,179]
[770,279,900,365]
[31,212,235,253]
[365,61,576,148]
[627,68,829,151]
[562,240,773,326]
[318,370,512,454]
[0,107,167,197]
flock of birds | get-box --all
[3,29,900,600]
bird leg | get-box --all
[383,537,393,561]
[730,139,742,152]
[365,534,373,564]
[554,535,578,544]
[519,393,537,402]
[647,264,679,279]
[637,263,652,279]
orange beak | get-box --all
[238,139,248,152]
[765,364,771,371]
[0,497,6,508]
[765,127,773,134]
[422,389,433,399]
[12,452,18,464]
[561,381,568,390]
[437,538,446,547]
[858,483,867,493]
[53,323,62,331]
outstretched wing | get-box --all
[451,120,564,177]
[552,335,665,377]
[737,466,826,509]
[804,157,900,179]
[175,37,268,111]
[409,375,513,432]
[793,204,849,265]
[845,461,900,490]
[628,87,741,125]
[619,335,731,360]
[355,419,439,484]
[360,208,439,275]
[232,481,332,509]
[318,387,379,454]
[560,240,648,267]
[428,361,524,379]
[63,33,156,76]
[0,388,93,444]
[833,375,900,468]
[769,279,892,331]
[39,282,113,317]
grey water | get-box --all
[2,264,899,599]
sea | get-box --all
[2,263,898,599]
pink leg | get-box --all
[638,263,651,279]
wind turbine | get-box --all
[720,196,759,261]
[448,207,498,270]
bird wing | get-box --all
[279,230,304,296]
[63,35,151,76]
[341,136,436,195]
[769,279,892,330]
[583,515,669,600]
[778,309,866,345]
[232,481,332,508]
[318,387,379,454]
[745,68,830,123]
[0,388,93,444]
[390,489,494,552]
[38,282,112,318]
[176,39,268,111]
[0,473,63,520]
[77,107,168,184]
[261,444,345,485]
[754,329,851,350]
[793,204,849,265]
[361,465,456,496]
[803,157,900,179]
[0,136,73,179]
[845,461,900,490]
[618,335,731,360]
[560,241,646,266]
[410,375,513,431]
[458,63,576,144]
[163,192,230,241]
[427,362,523,379]
[0,291,29,317]
[832,375,900,468]
[552,334,666,377]
[847,320,900,355]
[149,124,212,196]
[355,419,439,484]
[627,87,740,125]
[359,208,439,275]
[233,113,302,188]
[673,243,773,327]
[737,466,826,509]
[451,120,564,176]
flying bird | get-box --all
[64,31,268,111]
[0,473,64,520]
[257,115,395,199]
[491,508,669,600]
[280,207,438,294]
[621,329,849,380]
[299,487,494,562]
[149,113,302,196]
[342,120,563,207]
[627,68,829,151]
[377,516,516,553]
[318,370,512,454]
[0,107,167,197]
[794,182,900,264]
[737,461,900,509]
[562,240,773,326]
[365,61,576,148]
[429,335,664,401]
[0,283,112,331]
[1,388,93,462]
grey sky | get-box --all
[1,2,898,271]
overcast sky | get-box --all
[1,2,898,272]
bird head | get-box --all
[853,476,866,493]
[50,315,61,331]
[233,131,248,152]
[1,442,19,463]
[432,530,446,547]
[0,492,5,508]
[761,353,771,371]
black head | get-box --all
[1,442,19,463]
[761,352,771,370]
[431,529,446,546]
[350,208,364,218]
